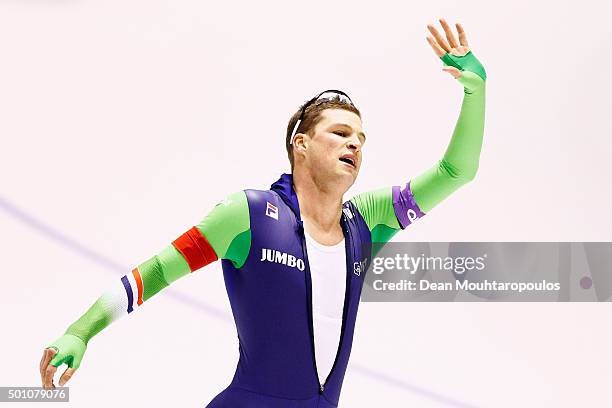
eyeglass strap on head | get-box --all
[289,119,302,145]
[289,89,355,145]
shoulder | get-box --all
[197,190,250,232]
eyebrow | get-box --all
[332,123,367,141]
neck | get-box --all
[293,167,344,231]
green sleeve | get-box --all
[195,190,251,269]
[139,190,252,287]
[351,187,401,244]
[47,191,252,368]
[411,51,487,212]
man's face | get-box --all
[296,108,366,190]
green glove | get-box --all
[440,50,487,81]
[47,334,87,369]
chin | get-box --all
[336,168,358,186]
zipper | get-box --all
[299,211,353,396]
[297,219,324,393]
[321,210,353,390]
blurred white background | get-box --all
[1,0,611,406]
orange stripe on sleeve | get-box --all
[132,267,144,305]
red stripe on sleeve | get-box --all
[132,267,144,306]
[172,226,218,272]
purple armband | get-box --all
[392,182,425,229]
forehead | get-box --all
[316,108,362,130]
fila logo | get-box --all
[260,248,305,271]
[266,202,278,220]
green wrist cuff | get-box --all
[457,71,486,95]
[440,50,487,81]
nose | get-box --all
[347,134,362,152]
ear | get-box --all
[293,133,309,151]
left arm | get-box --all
[411,19,487,213]
[351,19,487,241]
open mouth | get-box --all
[339,157,356,167]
